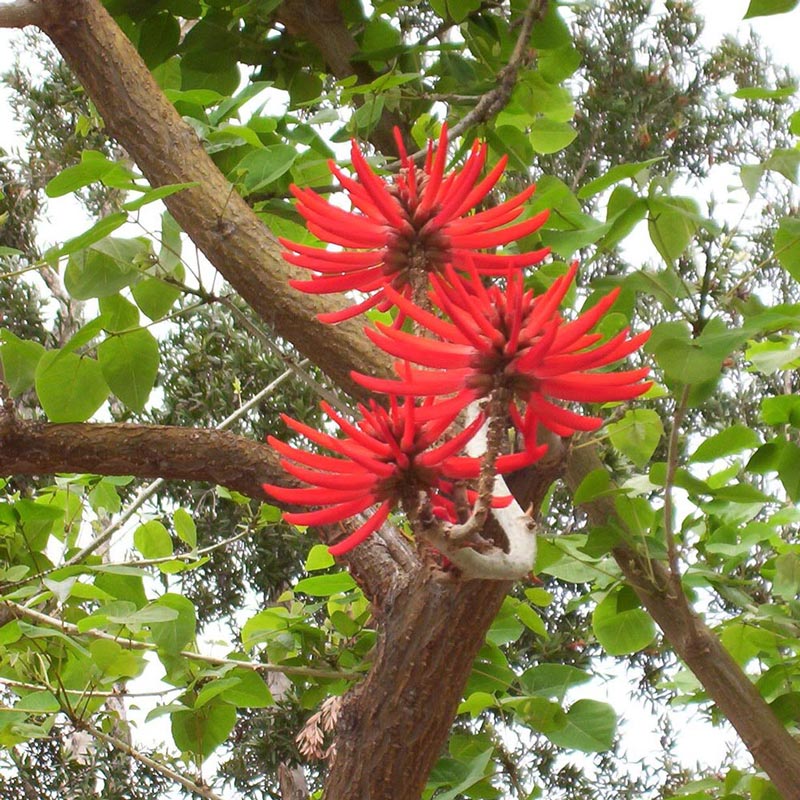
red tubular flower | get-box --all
[281,124,551,323]
[262,395,543,555]
[353,262,652,436]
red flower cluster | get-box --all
[264,127,651,556]
[262,397,544,556]
[354,261,651,436]
[282,124,550,323]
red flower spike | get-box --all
[353,262,652,436]
[282,123,551,323]
[263,395,537,556]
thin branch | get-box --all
[5,600,360,681]
[663,385,689,579]
[78,718,228,800]
[0,0,43,28]
[447,0,548,141]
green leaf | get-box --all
[0,330,45,397]
[14,690,60,714]
[35,351,109,422]
[578,158,663,199]
[45,150,134,197]
[765,148,800,183]
[545,699,617,752]
[648,196,700,263]
[89,639,145,680]
[428,0,481,22]
[519,664,591,701]
[606,410,664,467]
[488,598,525,645]
[774,552,800,600]
[305,544,335,572]
[690,424,761,462]
[98,328,160,413]
[237,145,298,194]
[573,468,616,505]
[173,508,197,548]
[241,607,290,650]
[775,216,800,282]
[219,669,274,708]
[529,118,577,154]
[429,748,494,800]
[138,12,180,69]
[593,586,656,655]
[760,395,800,426]
[134,520,173,559]
[51,213,129,258]
[122,182,197,212]
[504,696,565,733]
[131,277,182,321]
[171,701,236,761]
[530,3,572,49]
[64,238,145,300]
[744,0,799,18]
[294,572,357,596]
[98,294,140,332]
[734,86,797,100]
[149,593,196,654]
[515,602,548,638]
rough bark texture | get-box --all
[566,443,800,800]
[325,571,509,800]
[38,0,389,400]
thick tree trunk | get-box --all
[324,569,508,800]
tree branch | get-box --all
[0,417,414,607]
[36,0,390,401]
[0,0,43,28]
[447,0,548,141]
[565,440,800,800]
[275,0,414,155]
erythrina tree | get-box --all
[0,2,799,800]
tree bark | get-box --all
[38,0,390,400]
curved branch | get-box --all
[0,418,276,498]
[565,440,800,800]
[0,0,43,28]
[36,0,390,400]
[0,417,414,606]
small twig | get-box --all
[448,392,507,543]
[215,295,350,414]
[78,718,228,800]
[5,600,360,681]
[446,0,548,142]
[664,385,690,580]
[7,362,306,587]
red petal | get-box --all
[262,484,371,504]
[328,500,393,556]
[283,496,376,526]
[365,325,473,369]
[317,292,386,324]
